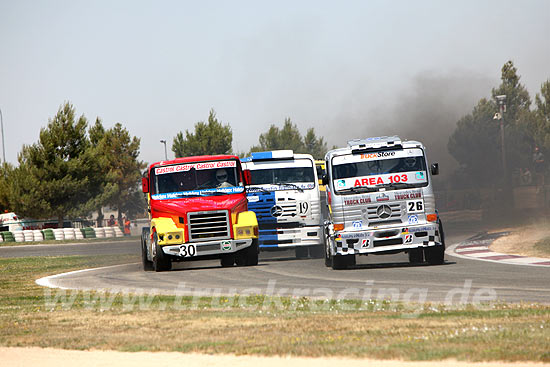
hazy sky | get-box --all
[1,0,549,167]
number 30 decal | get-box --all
[407,200,424,213]
[179,244,197,257]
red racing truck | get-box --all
[141,155,259,271]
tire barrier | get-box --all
[113,226,124,237]
[94,227,105,238]
[33,230,44,241]
[13,231,25,242]
[52,228,65,241]
[63,228,76,240]
[82,227,96,239]
[42,229,55,240]
[23,230,34,242]
[74,228,84,240]
[103,227,115,238]
[2,231,15,242]
[0,226,130,244]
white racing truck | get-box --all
[241,150,324,258]
[323,136,445,269]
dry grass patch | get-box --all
[0,256,549,362]
[489,223,550,258]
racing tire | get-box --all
[141,227,154,271]
[331,254,355,270]
[425,219,446,265]
[438,219,446,247]
[408,248,424,264]
[424,244,445,265]
[220,255,235,267]
[152,232,172,272]
[236,239,259,266]
[295,246,309,259]
[324,252,332,267]
[324,236,332,267]
[308,244,325,259]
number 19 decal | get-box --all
[407,200,424,213]
[298,202,309,215]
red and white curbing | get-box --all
[448,232,550,267]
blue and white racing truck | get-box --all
[241,150,324,258]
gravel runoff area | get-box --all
[3,347,549,367]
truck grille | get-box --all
[187,211,230,241]
[366,203,402,224]
[277,197,298,218]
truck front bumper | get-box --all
[331,223,441,256]
[161,238,253,258]
[258,225,322,249]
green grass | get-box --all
[0,255,549,362]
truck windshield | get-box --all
[332,148,428,193]
[150,160,244,199]
[251,167,315,185]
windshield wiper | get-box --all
[377,182,418,190]
[274,182,304,192]
[338,187,377,194]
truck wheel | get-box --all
[309,245,325,259]
[331,254,355,270]
[325,252,332,267]
[236,239,259,266]
[152,232,172,272]
[220,255,235,267]
[324,236,332,267]
[141,227,153,271]
[424,245,445,265]
[408,248,423,264]
[295,246,309,259]
[425,220,446,265]
[438,219,446,247]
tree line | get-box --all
[1,60,548,224]
[448,61,550,189]
[0,106,329,225]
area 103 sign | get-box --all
[335,171,427,189]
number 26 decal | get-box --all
[407,200,424,213]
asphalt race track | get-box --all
[3,223,550,305]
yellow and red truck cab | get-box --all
[141,155,259,271]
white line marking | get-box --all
[447,242,550,267]
[35,263,140,289]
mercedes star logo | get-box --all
[376,204,392,219]
[270,205,284,217]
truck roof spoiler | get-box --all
[244,150,294,162]
[348,136,403,154]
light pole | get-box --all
[495,95,507,182]
[0,107,5,164]
[160,140,167,161]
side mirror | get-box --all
[243,169,252,186]
[142,177,149,193]
[430,163,439,176]
[322,174,329,186]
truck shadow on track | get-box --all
[169,263,269,272]
[342,261,456,271]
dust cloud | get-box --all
[324,71,496,181]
